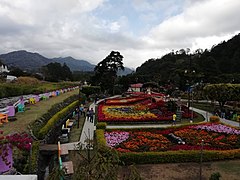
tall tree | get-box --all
[42,62,72,82]
[93,51,124,94]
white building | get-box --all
[0,64,10,73]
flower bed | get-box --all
[98,96,196,122]
[104,123,240,152]
[98,98,174,122]
[105,97,148,105]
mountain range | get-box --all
[0,50,134,75]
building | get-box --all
[0,63,10,74]
[128,83,143,92]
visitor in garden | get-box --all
[79,104,84,115]
[89,108,94,123]
[172,113,176,126]
[86,109,90,121]
[83,107,87,117]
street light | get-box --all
[185,69,195,122]
[199,139,204,180]
[77,82,82,128]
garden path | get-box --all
[107,107,239,129]
[64,102,96,150]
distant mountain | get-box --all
[0,50,133,75]
[52,56,95,71]
[0,50,49,71]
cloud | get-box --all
[0,0,239,69]
[145,0,240,51]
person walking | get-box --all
[86,109,90,121]
[89,108,95,123]
[172,113,177,126]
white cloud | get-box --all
[0,0,239,69]
[144,0,240,50]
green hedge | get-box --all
[96,122,107,130]
[119,150,240,165]
[38,100,78,139]
[30,141,40,173]
[95,129,109,152]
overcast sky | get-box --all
[0,0,239,69]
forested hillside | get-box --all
[132,33,240,89]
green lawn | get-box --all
[1,89,79,135]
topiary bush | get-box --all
[96,122,107,129]
[209,116,220,123]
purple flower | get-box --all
[105,131,129,147]
[190,124,240,135]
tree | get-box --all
[203,84,240,110]
[92,51,124,94]
[62,63,73,81]
[42,62,72,82]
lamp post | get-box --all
[185,69,195,122]
[199,139,204,180]
[77,82,82,128]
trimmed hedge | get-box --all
[119,149,240,165]
[96,122,107,129]
[96,129,109,152]
[38,100,78,139]
[30,141,40,173]
[210,116,220,123]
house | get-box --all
[128,83,143,92]
[0,63,10,74]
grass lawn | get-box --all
[1,89,79,135]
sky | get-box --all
[0,0,240,69]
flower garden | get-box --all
[98,95,195,123]
[104,123,240,152]
[95,122,240,164]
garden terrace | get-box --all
[96,122,240,164]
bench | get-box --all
[29,97,36,104]
[0,113,8,124]
[62,161,74,175]
[60,144,69,156]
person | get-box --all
[172,113,177,126]
[83,107,87,117]
[86,109,90,121]
[79,104,84,115]
[89,108,94,123]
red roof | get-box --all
[130,83,143,88]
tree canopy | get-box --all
[92,51,124,94]
[203,83,240,110]
[42,62,73,82]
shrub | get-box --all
[209,116,220,123]
[96,129,108,151]
[96,122,107,129]
[16,76,40,85]
[209,172,221,180]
